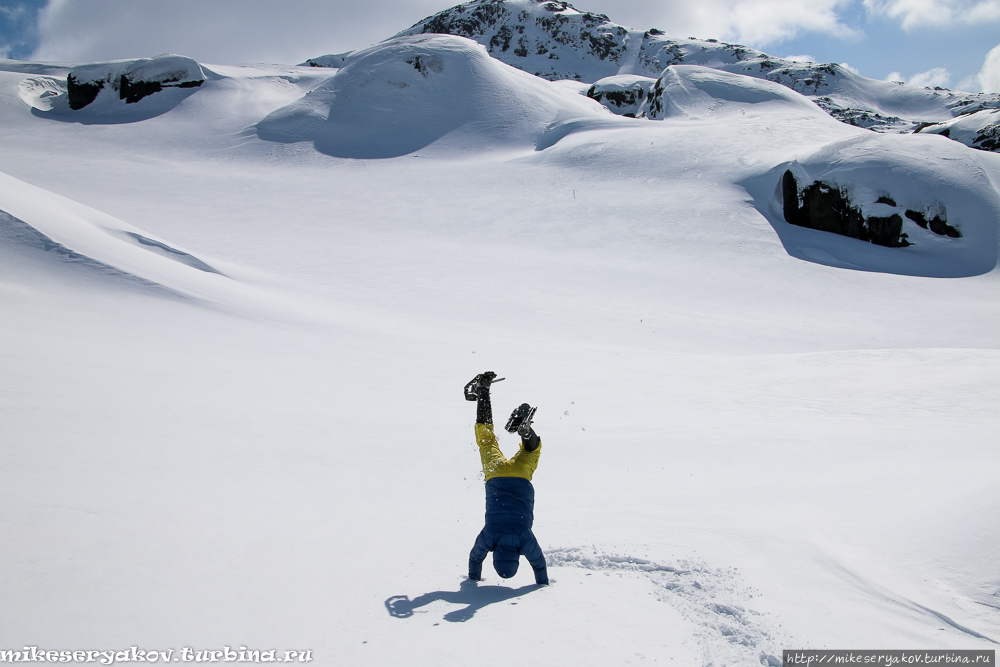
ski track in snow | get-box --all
[547,548,786,666]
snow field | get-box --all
[1,34,999,665]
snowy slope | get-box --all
[1,18,999,667]
[291,0,1000,152]
[258,34,605,158]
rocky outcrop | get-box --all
[398,0,631,81]
[903,209,961,238]
[300,53,351,68]
[66,74,104,110]
[781,171,911,248]
[65,55,206,110]
[585,75,651,116]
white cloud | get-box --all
[978,42,1000,92]
[30,0,448,64]
[649,0,861,48]
[863,0,1000,29]
[882,67,953,88]
[0,5,30,21]
[839,62,860,73]
[954,74,981,91]
[909,66,952,87]
[784,54,816,62]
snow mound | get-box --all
[0,171,236,303]
[19,55,209,123]
[745,132,1000,277]
[637,65,822,120]
[257,34,605,158]
[916,109,1000,153]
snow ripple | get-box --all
[548,547,785,667]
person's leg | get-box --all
[477,387,493,425]
[520,426,540,452]
[463,372,496,425]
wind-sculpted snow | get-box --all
[257,35,605,158]
[744,133,1000,277]
[548,548,786,666]
[17,55,208,123]
[0,209,183,299]
[636,66,822,121]
[0,171,243,305]
[915,109,1000,152]
[299,53,351,69]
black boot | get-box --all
[464,371,498,401]
[505,403,536,434]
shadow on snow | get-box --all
[385,579,541,622]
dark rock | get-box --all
[118,73,203,104]
[867,214,907,247]
[904,209,961,238]
[405,54,445,75]
[973,124,999,151]
[783,170,866,240]
[905,209,929,229]
[489,24,514,52]
[586,86,641,108]
[66,74,104,110]
[782,170,911,247]
[120,74,162,104]
[876,195,897,206]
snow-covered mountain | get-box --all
[303,0,1000,153]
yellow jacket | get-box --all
[476,423,541,481]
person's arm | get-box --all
[468,530,489,581]
[520,532,549,585]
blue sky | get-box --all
[0,0,44,60]
[1,0,998,92]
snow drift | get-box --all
[636,65,823,120]
[916,109,1000,153]
[257,34,605,158]
[18,54,209,123]
[0,170,246,305]
[746,132,1000,277]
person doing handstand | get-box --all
[463,372,548,586]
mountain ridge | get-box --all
[303,0,1000,153]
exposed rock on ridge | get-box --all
[299,0,1000,152]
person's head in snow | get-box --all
[464,372,548,586]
